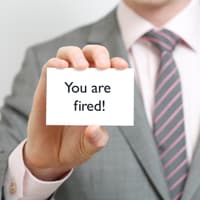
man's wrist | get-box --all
[23,143,71,181]
[24,165,71,181]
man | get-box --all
[0,0,200,199]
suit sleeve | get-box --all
[0,47,54,199]
[4,140,72,200]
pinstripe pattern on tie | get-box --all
[144,29,189,200]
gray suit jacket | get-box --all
[1,9,200,200]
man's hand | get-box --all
[24,45,128,181]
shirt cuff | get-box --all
[4,140,73,200]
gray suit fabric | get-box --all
[1,9,200,200]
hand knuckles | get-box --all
[57,46,82,56]
[94,134,109,150]
[95,47,109,56]
[98,46,109,54]
[57,46,66,55]
[83,45,108,54]
[82,44,93,50]
[46,57,58,66]
[95,140,107,150]
[66,46,82,54]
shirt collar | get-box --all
[117,0,200,52]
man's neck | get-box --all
[123,0,191,27]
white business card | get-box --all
[46,68,134,126]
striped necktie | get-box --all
[144,29,189,200]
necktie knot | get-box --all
[144,29,180,53]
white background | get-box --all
[0,0,119,107]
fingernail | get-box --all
[91,127,102,143]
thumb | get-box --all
[83,125,109,156]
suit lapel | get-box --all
[182,141,200,200]
[119,84,170,200]
[87,9,170,200]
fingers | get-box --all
[56,45,128,69]
[46,57,69,68]
[41,57,69,77]
[111,57,128,69]
[57,45,111,69]
[82,45,111,69]
[57,46,89,69]
[83,125,109,156]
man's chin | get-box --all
[124,0,173,7]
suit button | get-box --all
[9,181,17,195]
